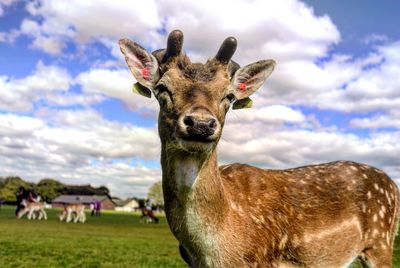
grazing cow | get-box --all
[59,204,86,223]
[17,200,47,220]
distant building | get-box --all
[114,198,140,212]
[52,195,116,210]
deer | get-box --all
[58,204,86,223]
[119,30,400,267]
[17,199,47,220]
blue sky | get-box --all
[1,0,400,198]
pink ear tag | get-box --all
[238,83,247,92]
[142,68,150,80]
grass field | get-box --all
[0,205,186,268]
[1,205,399,268]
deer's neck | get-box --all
[161,145,228,246]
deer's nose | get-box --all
[182,113,218,139]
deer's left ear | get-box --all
[231,60,276,100]
[119,38,160,96]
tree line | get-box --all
[0,176,110,204]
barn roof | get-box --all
[52,195,109,204]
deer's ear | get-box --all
[231,60,275,100]
[119,38,160,94]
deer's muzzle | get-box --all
[178,110,220,143]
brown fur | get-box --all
[158,58,399,268]
[59,204,86,223]
[120,32,400,268]
[18,200,47,220]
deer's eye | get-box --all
[155,84,173,108]
[222,93,235,103]
[226,93,235,103]
[220,93,235,112]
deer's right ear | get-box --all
[119,38,160,96]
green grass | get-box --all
[0,205,186,268]
[0,205,399,267]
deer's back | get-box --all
[218,161,400,267]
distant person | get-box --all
[15,186,26,216]
[95,200,101,216]
[90,202,95,216]
[28,190,40,202]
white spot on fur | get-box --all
[372,229,379,237]
[367,191,372,199]
[374,183,379,190]
[379,210,385,219]
[381,205,387,213]
[373,214,378,222]
[362,173,368,179]
[350,166,358,171]
[361,203,367,213]
[220,164,232,171]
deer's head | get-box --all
[119,30,275,154]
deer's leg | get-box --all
[362,247,393,268]
[66,210,72,222]
[27,209,33,220]
[74,212,79,223]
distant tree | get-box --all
[0,176,112,203]
[60,184,110,196]
[0,176,33,203]
[147,181,164,209]
[0,177,4,188]
[98,185,110,195]
[36,178,65,202]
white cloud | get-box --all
[0,0,16,16]
[158,0,339,63]
[2,0,400,196]
[0,29,19,43]
[350,114,400,130]
[228,105,305,125]
[0,110,161,198]
[18,0,340,62]
[22,0,161,55]
[76,68,159,113]
[311,41,400,113]
[219,121,400,175]
[0,113,44,136]
[0,61,72,112]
